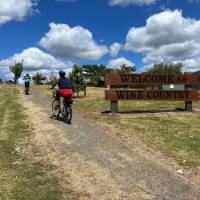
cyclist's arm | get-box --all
[51,81,58,89]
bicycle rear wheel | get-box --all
[52,99,60,117]
[63,103,72,124]
[25,87,29,95]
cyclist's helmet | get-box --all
[59,71,66,77]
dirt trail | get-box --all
[19,87,200,200]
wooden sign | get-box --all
[105,90,199,101]
[105,73,199,113]
[105,73,198,86]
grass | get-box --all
[0,86,81,200]
[103,115,200,166]
[33,85,200,167]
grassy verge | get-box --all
[103,115,200,166]
[33,85,200,167]
[0,86,80,200]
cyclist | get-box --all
[51,71,72,101]
[23,73,31,95]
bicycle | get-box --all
[52,90,73,124]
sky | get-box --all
[1,0,200,80]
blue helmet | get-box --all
[59,71,65,76]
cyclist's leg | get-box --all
[27,82,30,93]
[25,82,28,94]
[56,90,60,101]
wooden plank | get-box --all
[105,90,199,101]
[105,73,198,86]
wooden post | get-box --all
[185,101,192,112]
[185,84,192,112]
[111,101,118,114]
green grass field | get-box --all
[33,85,200,167]
[0,86,80,200]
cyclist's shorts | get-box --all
[25,82,30,86]
[58,89,73,98]
[24,80,31,83]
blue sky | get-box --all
[0,0,200,80]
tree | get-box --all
[48,72,58,86]
[117,64,136,73]
[107,64,136,74]
[147,63,183,75]
[82,64,107,86]
[69,64,86,97]
[32,72,47,85]
[9,61,24,84]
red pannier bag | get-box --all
[58,89,73,99]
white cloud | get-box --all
[110,43,122,57]
[125,9,200,72]
[109,0,156,6]
[39,23,108,61]
[0,65,12,80]
[0,47,73,80]
[175,58,200,72]
[108,57,135,68]
[142,58,200,73]
[0,0,37,25]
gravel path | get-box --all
[20,87,200,200]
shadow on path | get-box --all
[50,116,72,125]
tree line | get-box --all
[7,61,184,96]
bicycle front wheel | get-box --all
[52,99,60,117]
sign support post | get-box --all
[185,84,193,112]
[185,101,192,112]
[111,101,118,114]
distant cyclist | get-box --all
[51,71,71,100]
[23,73,31,95]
